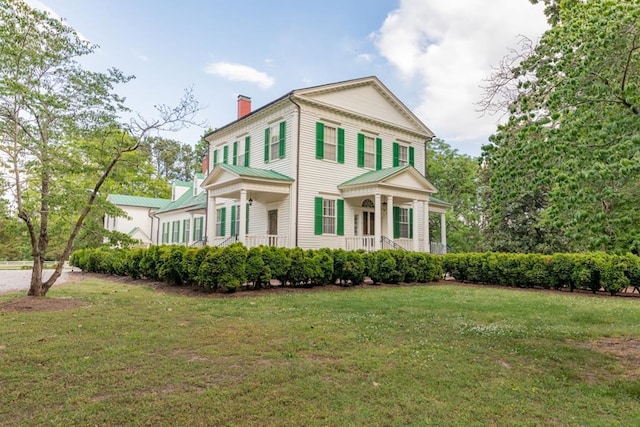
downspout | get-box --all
[149,209,159,245]
[203,140,211,245]
[288,94,302,247]
[424,135,434,179]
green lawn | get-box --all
[1,279,639,426]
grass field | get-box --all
[1,278,639,426]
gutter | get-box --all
[288,94,302,247]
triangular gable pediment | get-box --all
[293,76,434,137]
[339,165,438,201]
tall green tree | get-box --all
[426,139,483,252]
[142,136,197,181]
[0,0,201,296]
[482,0,639,253]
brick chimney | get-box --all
[237,95,251,119]
[202,153,209,174]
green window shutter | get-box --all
[376,138,382,170]
[182,219,187,242]
[232,141,238,165]
[246,203,250,233]
[337,199,344,236]
[315,122,324,159]
[192,219,196,241]
[199,217,204,241]
[357,133,365,168]
[244,136,250,167]
[279,121,286,158]
[393,206,400,239]
[161,223,165,243]
[220,207,226,236]
[409,208,414,239]
[314,197,323,235]
[393,142,399,167]
[223,145,229,164]
[213,149,218,167]
[409,146,415,167]
[230,205,236,236]
[264,127,270,163]
[337,128,345,164]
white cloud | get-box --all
[375,0,548,153]
[204,62,275,89]
[356,53,375,64]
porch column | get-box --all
[386,195,393,243]
[239,189,247,244]
[424,200,430,253]
[374,193,382,250]
[206,193,216,244]
[440,212,447,254]
[412,200,420,251]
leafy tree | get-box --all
[142,136,197,181]
[482,0,640,253]
[427,139,483,252]
[0,0,201,296]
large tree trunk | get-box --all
[27,256,46,296]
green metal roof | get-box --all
[429,196,452,206]
[217,163,294,181]
[155,188,206,213]
[172,180,192,187]
[195,172,205,179]
[107,194,171,209]
[338,165,410,187]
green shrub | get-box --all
[158,246,187,286]
[263,246,291,285]
[246,246,272,289]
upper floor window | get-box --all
[234,136,251,167]
[315,122,344,163]
[264,122,285,163]
[358,134,382,169]
[393,142,415,167]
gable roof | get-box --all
[204,76,434,141]
[201,163,294,188]
[107,194,170,209]
[339,165,438,193]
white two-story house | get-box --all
[200,76,450,253]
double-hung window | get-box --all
[216,208,226,237]
[393,206,413,239]
[393,142,415,167]
[314,197,344,235]
[234,136,250,167]
[264,122,285,163]
[193,217,203,242]
[172,220,180,243]
[182,219,190,243]
[315,122,344,163]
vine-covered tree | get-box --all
[0,0,201,296]
[482,0,639,253]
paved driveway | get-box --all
[0,269,72,294]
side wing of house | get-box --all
[105,195,171,246]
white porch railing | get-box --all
[430,242,447,254]
[344,236,376,251]
[245,234,288,248]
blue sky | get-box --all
[28,0,548,157]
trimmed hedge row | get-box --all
[442,252,640,295]
[70,244,444,292]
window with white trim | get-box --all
[234,205,240,236]
[270,124,280,161]
[399,208,409,238]
[172,220,180,243]
[398,145,409,166]
[364,135,375,169]
[323,199,336,234]
[323,125,337,162]
[216,208,224,236]
[182,219,190,243]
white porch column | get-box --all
[412,200,420,251]
[424,200,430,253]
[206,193,216,244]
[440,212,447,254]
[239,189,247,244]
[386,195,394,243]
[374,193,382,250]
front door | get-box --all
[362,211,375,235]
[268,210,278,245]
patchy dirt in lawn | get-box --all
[0,296,89,313]
[578,338,640,379]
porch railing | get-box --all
[430,242,448,255]
[344,236,375,251]
[245,234,288,248]
[381,236,406,251]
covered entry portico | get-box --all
[201,164,294,247]
[339,165,448,253]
